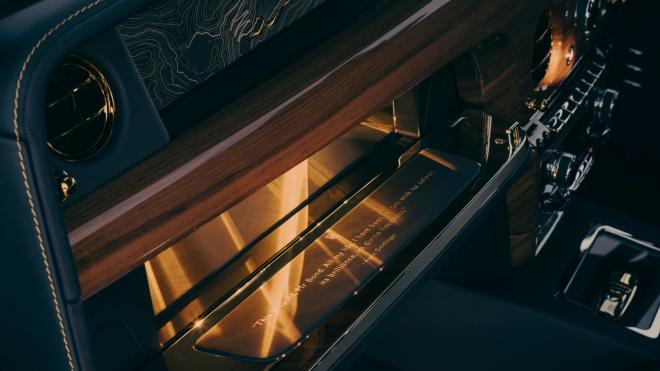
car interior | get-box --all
[1,0,659,370]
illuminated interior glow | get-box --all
[144,261,176,338]
[257,160,308,357]
[535,11,579,93]
[143,123,394,343]
[317,239,360,284]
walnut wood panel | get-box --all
[454,30,544,266]
[65,0,547,299]
[506,151,542,266]
[454,35,531,122]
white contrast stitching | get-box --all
[12,1,104,370]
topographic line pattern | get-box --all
[118,0,326,109]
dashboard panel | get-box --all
[1,0,658,370]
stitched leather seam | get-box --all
[12,1,104,370]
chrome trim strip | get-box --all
[536,211,565,255]
[579,225,660,254]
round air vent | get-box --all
[46,56,115,161]
[569,0,603,39]
[531,11,553,91]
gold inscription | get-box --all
[248,170,437,329]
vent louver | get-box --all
[46,56,115,161]
[531,11,553,91]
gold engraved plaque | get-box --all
[195,149,480,360]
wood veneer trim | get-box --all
[65,0,542,298]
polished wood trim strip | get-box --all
[454,33,542,266]
[65,0,544,299]
[454,35,530,121]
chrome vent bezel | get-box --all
[46,56,115,162]
[531,10,553,91]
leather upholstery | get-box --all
[0,1,156,369]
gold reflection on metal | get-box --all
[145,121,394,344]
[146,162,309,316]
[420,150,459,171]
[324,228,384,267]
[257,160,308,357]
[193,319,205,329]
[54,170,77,202]
[316,239,359,284]
[360,198,400,225]
[145,126,393,328]
[362,104,396,134]
[535,11,578,93]
[144,261,177,339]
[219,213,248,256]
[46,56,115,161]
[193,150,481,360]
[251,0,293,39]
[506,121,523,157]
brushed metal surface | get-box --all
[193,149,479,360]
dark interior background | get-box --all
[582,0,660,226]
